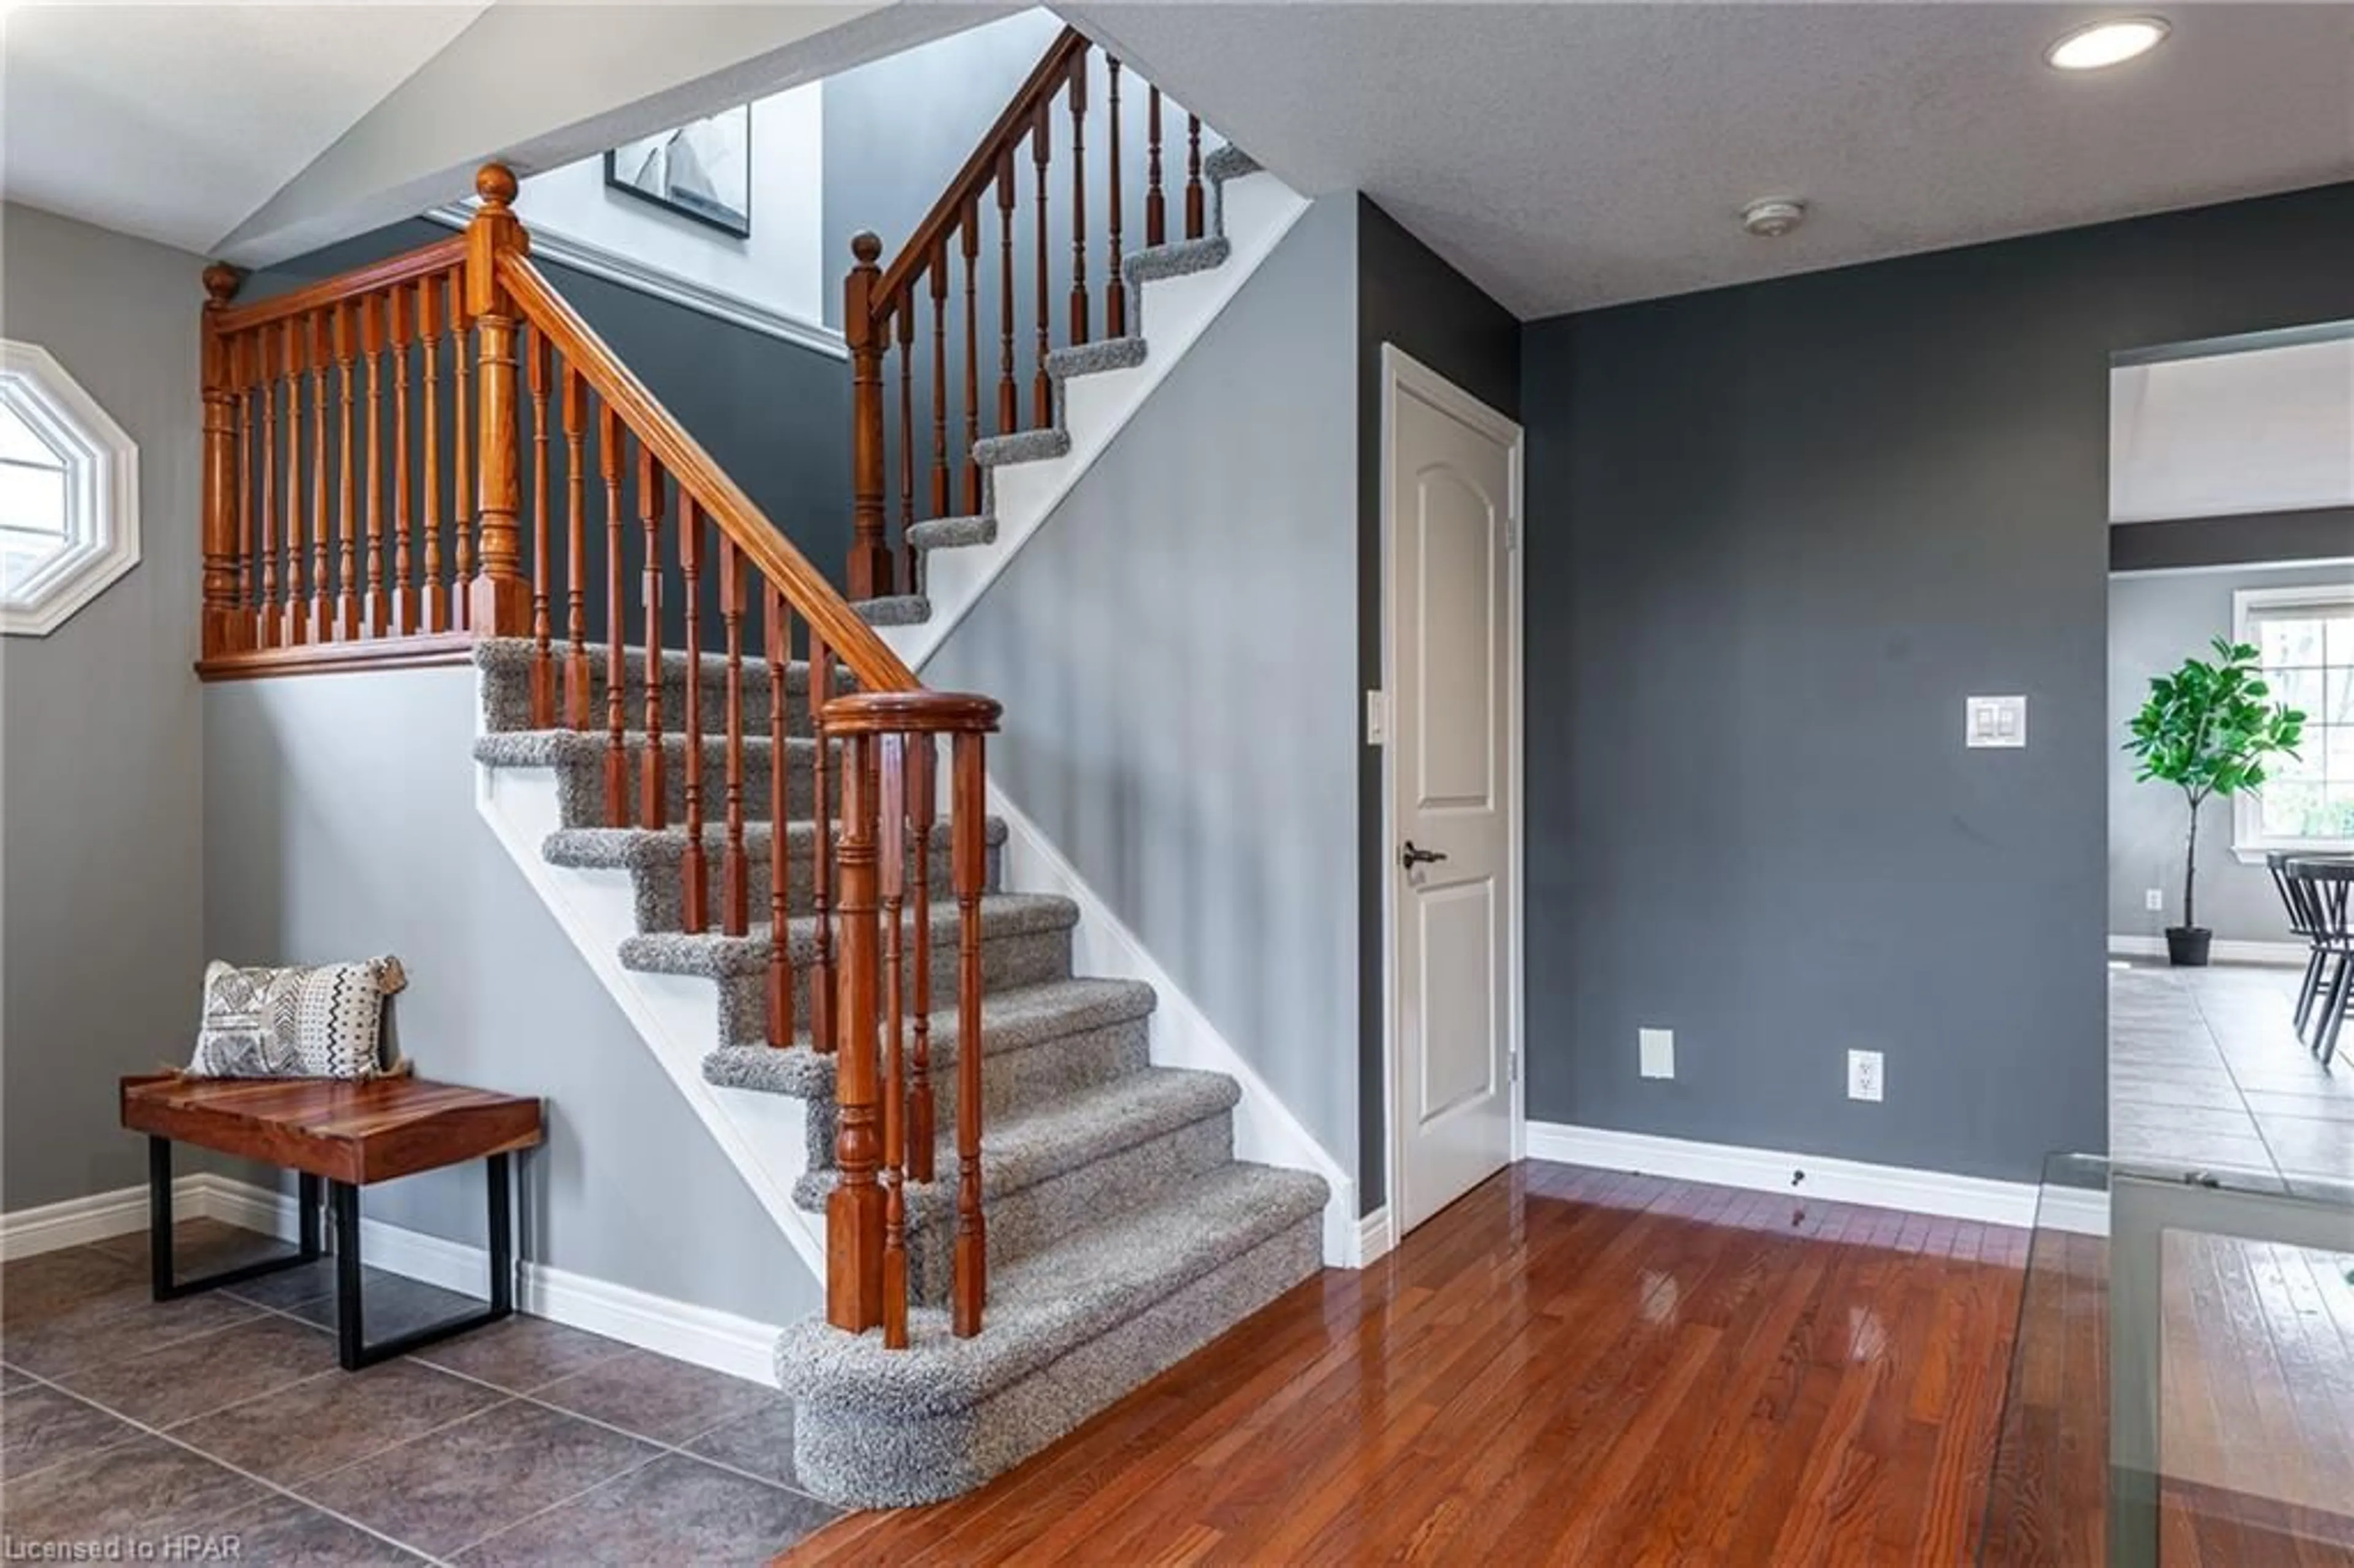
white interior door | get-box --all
[1386,349,1519,1238]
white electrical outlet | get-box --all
[1640,1028,1675,1080]
[2144,888,2166,912]
[1848,1049,1884,1103]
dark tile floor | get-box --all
[2111,961,2354,1183]
[1,1219,837,1564]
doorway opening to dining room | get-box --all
[2104,321,2354,1185]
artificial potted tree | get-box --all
[2125,636,2305,967]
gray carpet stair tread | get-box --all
[852,594,932,627]
[1046,338,1148,380]
[774,1162,1328,1413]
[972,428,1070,467]
[1124,237,1230,286]
[702,978,1156,1097]
[542,815,1006,871]
[474,729,818,770]
[907,514,997,552]
[475,636,834,691]
[619,892,1078,978]
[794,1066,1236,1216]
[1202,143,1260,185]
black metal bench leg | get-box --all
[148,1136,325,1302]
[330,1151,517,1372]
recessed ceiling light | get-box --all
[2046,16,2171,70]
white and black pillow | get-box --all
[189,957,406,1079]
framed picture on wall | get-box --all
[605,104,752,237]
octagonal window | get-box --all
[0,341,139,636]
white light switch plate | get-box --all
[1639,1028,1675,1079]
[1965,695,2027,748]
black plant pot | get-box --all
[2165,927,2213,967]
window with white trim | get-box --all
[0,341,139,636]
[2234,584,2354,857]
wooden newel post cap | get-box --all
[851,230,883,267]
[201,263,243,305]
[476,162,520,207]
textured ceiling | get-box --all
[1067,2,2354,318]
[2,4,489,253]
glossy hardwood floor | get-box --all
[787,1162,2031,1565]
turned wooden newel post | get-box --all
[829,727,886,1331]
[845,232,892,603]
[200,263,249,658]
[465,162,531,636]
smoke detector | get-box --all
[1742,198,1807,238]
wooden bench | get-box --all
[121,1074,543,1371]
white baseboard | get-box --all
[207,1175,782,1385]
[1355,1207,1394,1266]
[0,1176,214,1260]
[983,778,1361,1266]
[2107,934,2307,967]
[1523,1121,2108,1234]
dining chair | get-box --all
[2268,850,2333,1037]
[2287,858,2354,1066]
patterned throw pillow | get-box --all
[188,957,407,1079]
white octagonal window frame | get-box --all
[0,340,139,636]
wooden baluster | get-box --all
[810,637,836,1054]
[929,247,950,522]
[907,733,936,1184]
[362,295,387,634]
[680,492,706,933]
[601,408,630,824]
[895,295,915,588]
[390,284,417,634]
[764,591,793,1047]
[1068,52,1089,347]
[235,337,256,630]
[879,731,910,1349]
[257,322,280,648]
[951,727,989,1338]
[638,448,667,829]
[844,233,889,602]
[199,265,245,659]
[418,278,446,633]
[308,310,329,642]
[959,210,981,514]
[282,314,307,646]
[828,726,885,1333]
[528,327,555,724]
[1032,104,1053,427]
[996,154,1018,438]
[449,265,473,630]
[1185,114,1205,240]
[720,535,748,937]
[1146,87,1167,248]
[1107,58,1127,338]
[563,368,591,726]
[334,302,359,641]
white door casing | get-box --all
[1381,345,1523,1238]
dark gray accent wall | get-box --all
[1355,197,1520,1214]
[246,217,851,601]
[1,207,210,1211]
[2111,509,2354,573]
[2109,562,2354,946]
[1522,181,2354,1184]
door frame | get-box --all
[1377,343,1527,1244]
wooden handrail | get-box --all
[213,237,467,337]
[497,249,917,695]
[867,26,1091,315]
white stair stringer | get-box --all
[472,712,826,1287]
[881,166,1310,673]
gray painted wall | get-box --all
[204,669,813,1324]
[1,206,210,1211]
[926,196,1363,1182]
[1354,197,1520,1214]
[2111,509,2354,573]
[1522,181,2354,1184]
[2109,562,2354,945]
